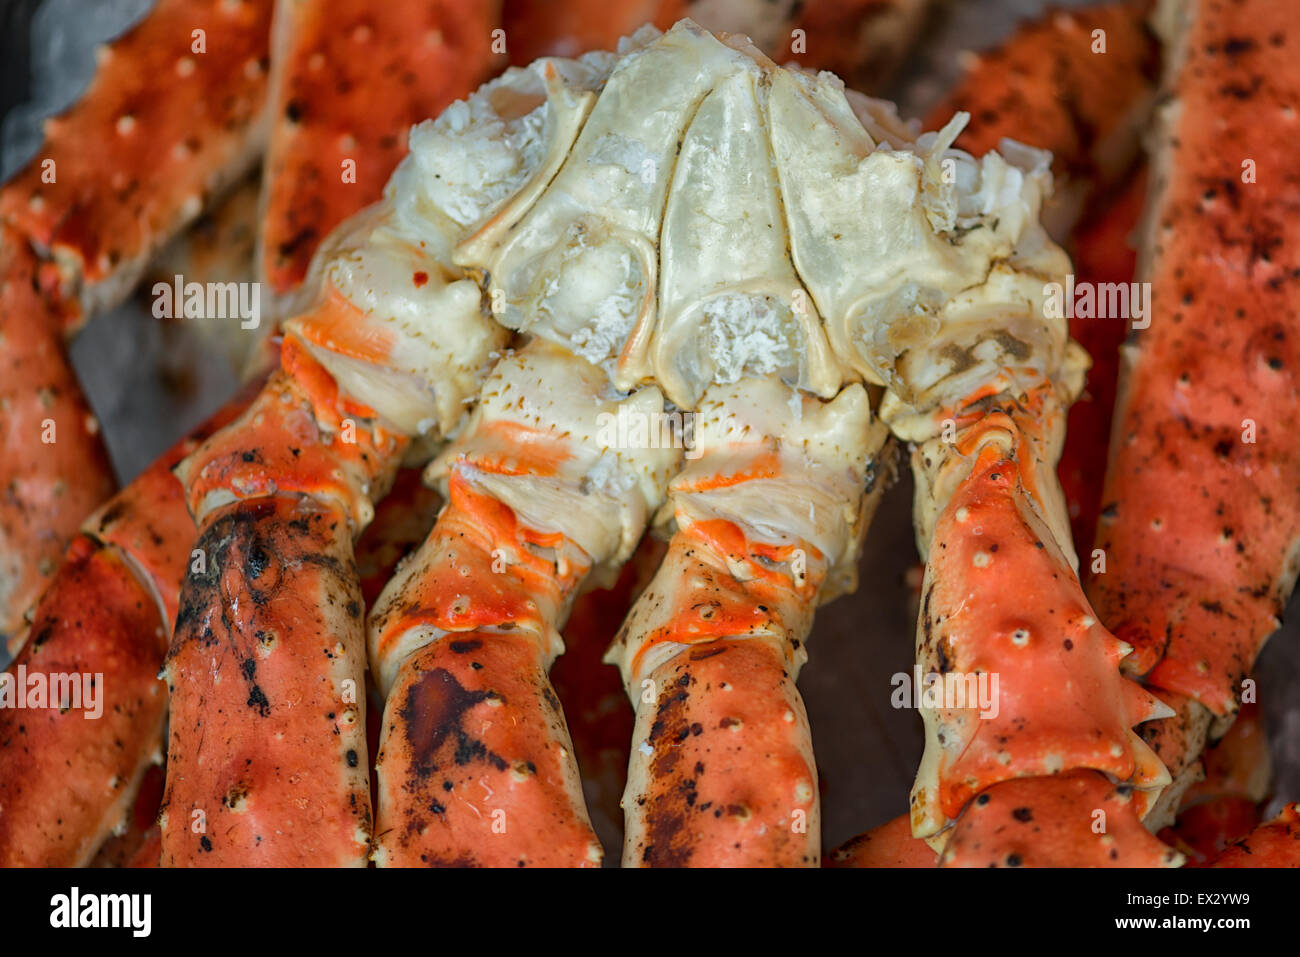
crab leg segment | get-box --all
[0,0,273,316]
[0,228,115,641]
[259,0,503,309]
[940,770,1182,867]
[1087,0,1300,718]
[908,402,1173,843]
[0,389,253,866]
[1206,804,1300,868]
[368,342,676,866]
[608,378,884,867]
[159,338,416,866]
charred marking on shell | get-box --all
[399,667,503,779]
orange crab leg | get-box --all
[1087,0,1300,721]
[924,0,1156,238]
[607,381,885,867]
[366,342,677,867]
[259,0,503,304]
[940,770,1183,867]
[825,814,938,868]
[160,493,376,866]
[775,0,933,92]
[161,338,408,866]
[1205,804,1300,868]
[0,386,253,866]
[501,0,685,62]
[0,0,273,316]
[367,478,601,867]
[908,401,1173,852]
[0,228,116,641]
[1,0,275,636]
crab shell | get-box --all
[283,20,1075,450]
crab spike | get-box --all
[0,0,273,317]
[258,0,503,309]
[1133,688,1214,829]
[1086,0,1300,717]
[0,228,116,641]
[825,813,938,868]
[940,770,1184,868]
[607,378,887,866]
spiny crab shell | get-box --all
[286,18,1081,465]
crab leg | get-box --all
[0,229,116,642]
[368,342,676,867]
[608,379,883,867]
[1205,804,1300,868]
[0,383,257,866]
[1086,0,1300,719]
[0,0,273,317]
[763,68,1176,860]
[259,0,503,314]
[0,0,275,635]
